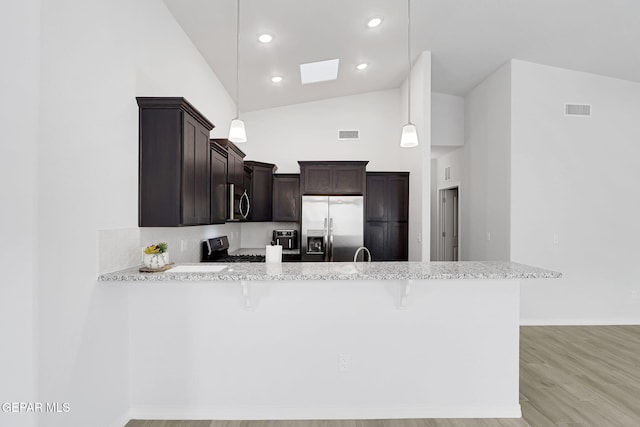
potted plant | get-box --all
[142,242,169,269]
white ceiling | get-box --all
[164,0,640,113]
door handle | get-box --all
[240,190,250,219]
[323,218,329,261]
[329,218,334,262]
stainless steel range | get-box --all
[201,236,265,263]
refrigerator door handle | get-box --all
[323,217,329,262]
[329,218,334,262]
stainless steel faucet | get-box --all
[353,246,371,262]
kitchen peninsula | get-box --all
[99,261,559,421]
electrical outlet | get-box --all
[486,232,491,241]
[180,240,187,252]
[553,234,559,245]
[339,353,351,372]
[417,233,422,243]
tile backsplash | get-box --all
[97,222,296,274]
[140,223,241,264]
[240,222,299,248]
[97,227,140,275]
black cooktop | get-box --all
[201,236,265,263]
[211,254,266,263]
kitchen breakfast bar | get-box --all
[99,261,560,421]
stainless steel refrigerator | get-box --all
[301,196,364,262]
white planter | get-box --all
[142,252,169,269]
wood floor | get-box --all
[126,326,640,427]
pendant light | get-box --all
[228,0,247,143]
[400,0,418,148]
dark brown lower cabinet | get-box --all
[387,222,409,261]
[282,253,301,262]
[365,222,387,260]
[365,221,408,261]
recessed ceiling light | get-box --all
[258,34,273,43]
[271,76,283,83]
[356,63,369,70]
[367,17,382,28]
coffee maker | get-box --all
[272,229,298,249]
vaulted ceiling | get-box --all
[164,0,640,112]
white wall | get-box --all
[244,55,432,261]
[0,1,40,426]
[34,0,237,426]
[430,92,464,260]
[430,159,438,260]
[436,148,465,196]
[434,147,466,260]
[242,89,404,173]
[414,52,432,262]
[432,92,464,147]
[399,51,432,261]
[462,63,511,261]
[511,60,640,324]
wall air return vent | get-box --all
[338,130,360,141]
[565,104,592,117]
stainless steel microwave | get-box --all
[228,183,249,221]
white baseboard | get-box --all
[520,318,640,326]
[129,404,521,420]
[108,409,131,427]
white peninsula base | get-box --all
[127,278,521,420]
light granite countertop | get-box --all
[98,261,561,282]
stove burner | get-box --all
[216,255,265,263]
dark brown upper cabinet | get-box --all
[137,97,214,227]
[244,161,277,221]
[209,141,228,224]
[272,174,300,222]
[298,161,368,195]
[212,138,245,188]
[365,172,409,261]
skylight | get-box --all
[300,59,340,85]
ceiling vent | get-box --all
[565,103,592,117]
[338,130,360,141]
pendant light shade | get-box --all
[228,0,246,143]
[400,0,418,148]
[229,118,247,143]
[400,123,418,148]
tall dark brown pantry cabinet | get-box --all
[365,172,409,261]
[137,97,214,227]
